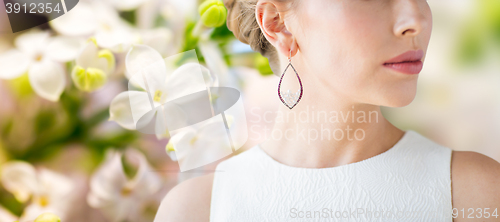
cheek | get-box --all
[299,3,383,88]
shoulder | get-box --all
[153,147,260,222]
[154,173,214,222]
[451,150,500,221]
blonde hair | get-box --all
[223,0,293,76]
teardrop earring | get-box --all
[278,49,303,109]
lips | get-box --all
[383,49,424,75]
[384,50,424,64]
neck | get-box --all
[259,77,405,168]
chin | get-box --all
[379,79,419,107]
[383,92,417,107]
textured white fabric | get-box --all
[210,130,453,222]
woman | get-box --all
[155,0,500,221]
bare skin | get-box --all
[155,0,500,221]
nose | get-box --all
[393,0,430,38]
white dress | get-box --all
[210,130,454,222]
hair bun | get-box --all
[223,0,281,76]
[224,0,249,44]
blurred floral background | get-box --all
[0,0,499,221]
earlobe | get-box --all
[281,39,299,59]
[289,38,299,58]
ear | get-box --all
[255,1,298,58]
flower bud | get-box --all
[34,213,61,222]
[199,0,227,28]
[71,66,107,92]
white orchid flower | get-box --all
[0,30,83,101]
[165,115,235,172]
[98,26,174,56]
[0,161,75,221]
[87,148,163,222]
[50,1,141,53]
[71,39,115,92]
[49,1,98,36]
[109,45,215,139]
[51,1,175,54]
[90,1,142,53]
[0,204,17,222]
[1,161,38,203]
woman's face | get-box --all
[288,0,433,107]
